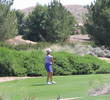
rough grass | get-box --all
[0,75,110,100]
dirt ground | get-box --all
[67,34,90,43]
[0,77,35,83]
[6,35,36,45]
[99,57,110,63]
[6,35,90,45]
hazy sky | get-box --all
[12,0,95,9]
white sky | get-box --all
[12,0,95,9]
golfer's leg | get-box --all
[50,72,53,82]
[47,72,50,82]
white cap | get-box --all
[46,48,52,53]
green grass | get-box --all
[0,74,110,100]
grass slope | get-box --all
[0,75,110,100]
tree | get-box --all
[25,0,76,42]
[85,0,110,46]
[45,0,76,42]
[15,10,25,35]
[0,0,18,41]
[24,5,48,41]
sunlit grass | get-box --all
[0,74,110,100]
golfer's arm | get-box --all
[50,57,54,63]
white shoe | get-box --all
[52,81,56,84]
[47,82,52,85]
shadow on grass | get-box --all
[32,83,48,86]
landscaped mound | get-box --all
[0,47,110,76]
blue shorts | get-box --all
[45,63,53,72]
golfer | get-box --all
[45,48,56,85]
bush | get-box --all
[53,52,110,75]
[0,47,110,76]
[0,48,46,76]
[21,51,46,76]
[53,52,74,75]
[0,48,27,76]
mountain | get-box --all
[64,5,88,23]
[21,5,88,23]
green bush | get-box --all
[22,51,46,76]
[0,48,46,76]
[0,48,27,76]
[53,52,110,75]
[52,52,75,75]
[0,47,110,76]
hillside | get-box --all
[21,5,88,23]
[64,5,87,23]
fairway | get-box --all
[0,74,110,100]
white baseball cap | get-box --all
[46,48,52,53]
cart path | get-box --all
[0,77,36,83]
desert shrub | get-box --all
[13,42,51,50]
[0,42,52,50]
